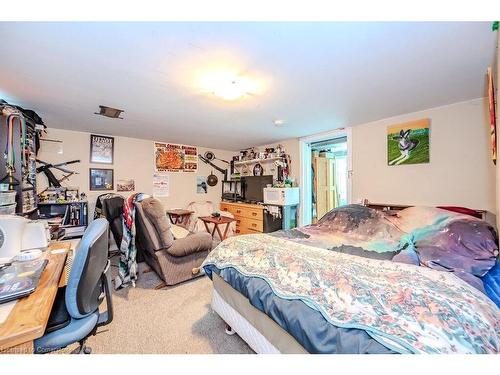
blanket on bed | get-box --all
[273,205,498,291]
[273,204,405,258]
[202,234,500,354]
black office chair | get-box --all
[101,195,125,254]
[34,219,113,354]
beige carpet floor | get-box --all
[62,260,253,354]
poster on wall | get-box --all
[90,134,114,164]
[196,176,208,194]
[154,141,198,172]
[487,67,497,165]
[387,119,430,166]
[89,168,114,190]
[153,174,169,197]
[117,179,135,192]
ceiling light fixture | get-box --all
[273,119,285,127]
[198,71,263,101]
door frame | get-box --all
[299,127,352,226]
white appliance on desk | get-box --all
[263,187,299,206]
[0,215,49,263]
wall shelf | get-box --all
[233,156,284,166]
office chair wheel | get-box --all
[71,340,92,354]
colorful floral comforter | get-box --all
[272,205,499,292]
[203,233,500,354]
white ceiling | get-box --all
[0,22,495,150]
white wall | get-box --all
[37,128,235,217]
[258,98,497,215]
[352,98,496,212]
[252,139,302,185]
[39,95,497,221]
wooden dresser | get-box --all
[220,201,264,235]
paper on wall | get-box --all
[153,174,170,197]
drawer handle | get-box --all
[236,210,241,213]
[251,223,257,227]
[252,212,257,216]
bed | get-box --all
[202,204,500,354]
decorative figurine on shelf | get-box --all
[253,163,264,176]
[65,188,79,202]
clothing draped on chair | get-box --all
[94,193,123,219]
[115,192,148,289]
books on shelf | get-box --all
[58,202,87,227]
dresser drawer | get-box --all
[238,217,263,232]
[220,203,240,217]
[237,207,263,220]
[237,226,261,235]
[220,203,263,221]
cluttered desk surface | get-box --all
[0,242,70,353]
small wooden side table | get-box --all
[166,209,194,226]
[199,216,236,241]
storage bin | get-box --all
[0,191,16,206]
[0,203,17,215]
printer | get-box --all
[0,215,49,263]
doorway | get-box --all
[299,128,352,226]
[310,137,348,223]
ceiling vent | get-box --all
[94,105,124,119]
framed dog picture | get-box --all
[90,134,114,164]
[89,168,114,191]
[387,119,430,166]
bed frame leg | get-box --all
[225,324,236,335]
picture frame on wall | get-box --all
[89,168,114,191]
[90,134,114,164]
[387,119,430,166]
[487,67,497,165]
[117,178,135,192]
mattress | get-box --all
[208,265,396,354]
[212,272,307,354]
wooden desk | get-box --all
[0,242,70,354]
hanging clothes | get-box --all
[2,111,26,187]
[94,193,123,219]
[115,192,148,289]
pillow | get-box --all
[482,260,500,308]
[410,216,498,292]
[313,204,405,254]
[386,206,469,233]
[387,206,498,292]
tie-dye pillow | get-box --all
[391,206,499,292]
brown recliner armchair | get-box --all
[134,197,212,286]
